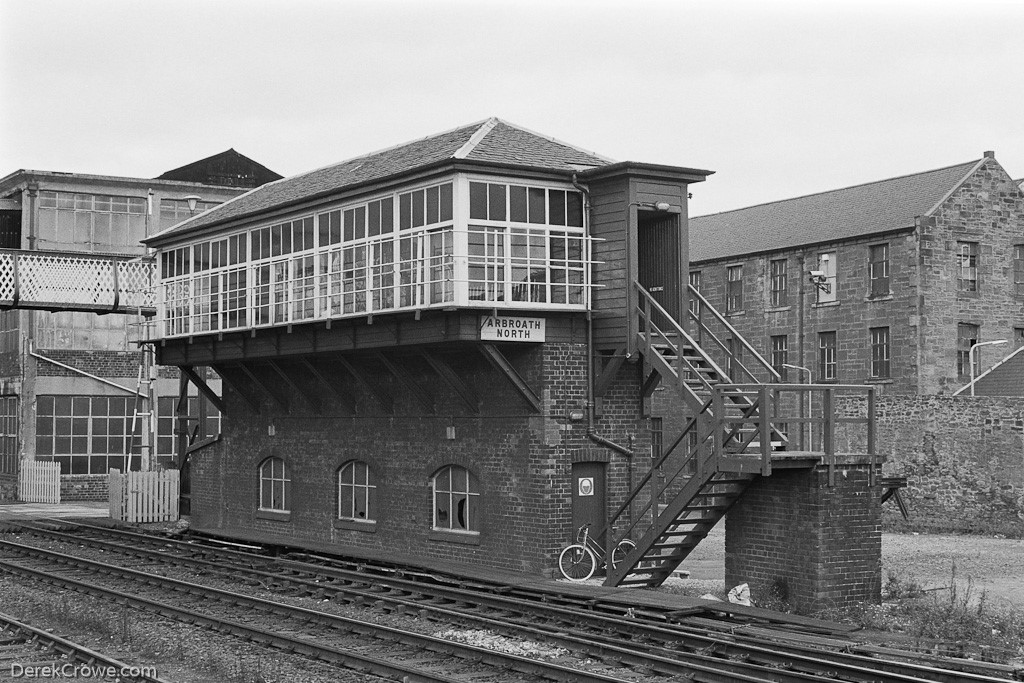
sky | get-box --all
[2,0,1023,217]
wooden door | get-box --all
[637,212,681,329]
[571,461,607,547]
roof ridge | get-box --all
[275,118,494,186]
[452,118,498,159]
[693,158,983,220]
[490,118,618,164]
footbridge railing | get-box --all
[0,249,155,315]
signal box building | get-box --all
[0,150,281,502]
[145,120,883,609]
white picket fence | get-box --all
[109,469,179,523]
[18,460,61,503]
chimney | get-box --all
[984,150,995,159]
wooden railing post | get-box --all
[711,387,724,473]
[823,387,835,486]
[867,386,876,487]
[758,384,771,476]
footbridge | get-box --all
[0,249,155,315]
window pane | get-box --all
[509,186,528,223]
[469,183,487,220]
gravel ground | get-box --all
[670,522,1024,609]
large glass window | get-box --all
[259,457,290,512]
[432,465,480,533]
[0,396,17,476]
[37,191,147,253]
[726,265,743,313]
[158,178,589,338]
[957,323,980,378]
[818,331,837,381]
[868,244,890,298]
[688,270,702,319]
[769,259,787,307]
[870,327,890,379]
[770,335,788,381]
[1014,245,1024,299]
[35,395,141,474]
[338,460,376,523]
[957,242,978,293]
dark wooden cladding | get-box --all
[154,310,586,366]
[588,170,692,353]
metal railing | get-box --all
[0,249,155,315]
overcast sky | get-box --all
[2,0,1022,216]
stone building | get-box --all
[687,152,1024,396]
[0,150,281,501]
[678,153,1024,536]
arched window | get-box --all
[259,457,290,512]
[432,465,480,533]
[338,460,376,522]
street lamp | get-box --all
[969,340,1008,396]
[183,195,202,216]
[782,364,812,450]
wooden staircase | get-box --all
[602,283,785,588]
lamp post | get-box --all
[969,340,1008,396]
[782,364,812,450]
[183,195,202,216]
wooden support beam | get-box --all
[210,364,261,413]
[374,352,434,414]
[641,368,662,398]
[335,355,394,414]
[301,359,357,414]
[267,360,323,413]
[594,349,626,398]
[420,349,480,414]
[179,365,226,414]
[238,363,290,413]
[479,344,541,414]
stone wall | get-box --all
[838,395,1024,535]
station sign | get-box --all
[479,315,546,342]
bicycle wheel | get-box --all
[558,544,597,581]
[611,539,637,569]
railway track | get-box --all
[1,520,1019,682]
[0,609,167,682]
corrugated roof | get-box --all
[690,159,984,262]
[149,118,612,243]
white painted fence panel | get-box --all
[18,461,61,503]
[108,469,179,523]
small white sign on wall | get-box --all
[480,315,546,342]
[577,477,595,497]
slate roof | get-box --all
[690,158,985,262]
[149,118,613,243]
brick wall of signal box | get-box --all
[189,336,651,578]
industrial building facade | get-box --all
[686,153,1024,396]
[0,150,281,501]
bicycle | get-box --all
[558,524,637,581]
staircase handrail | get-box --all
[603,400,714,544]
[687,284,781,384]
[635,282,731,394]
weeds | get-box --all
[831,562,1024,665]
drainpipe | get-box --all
[572,173,635,459]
